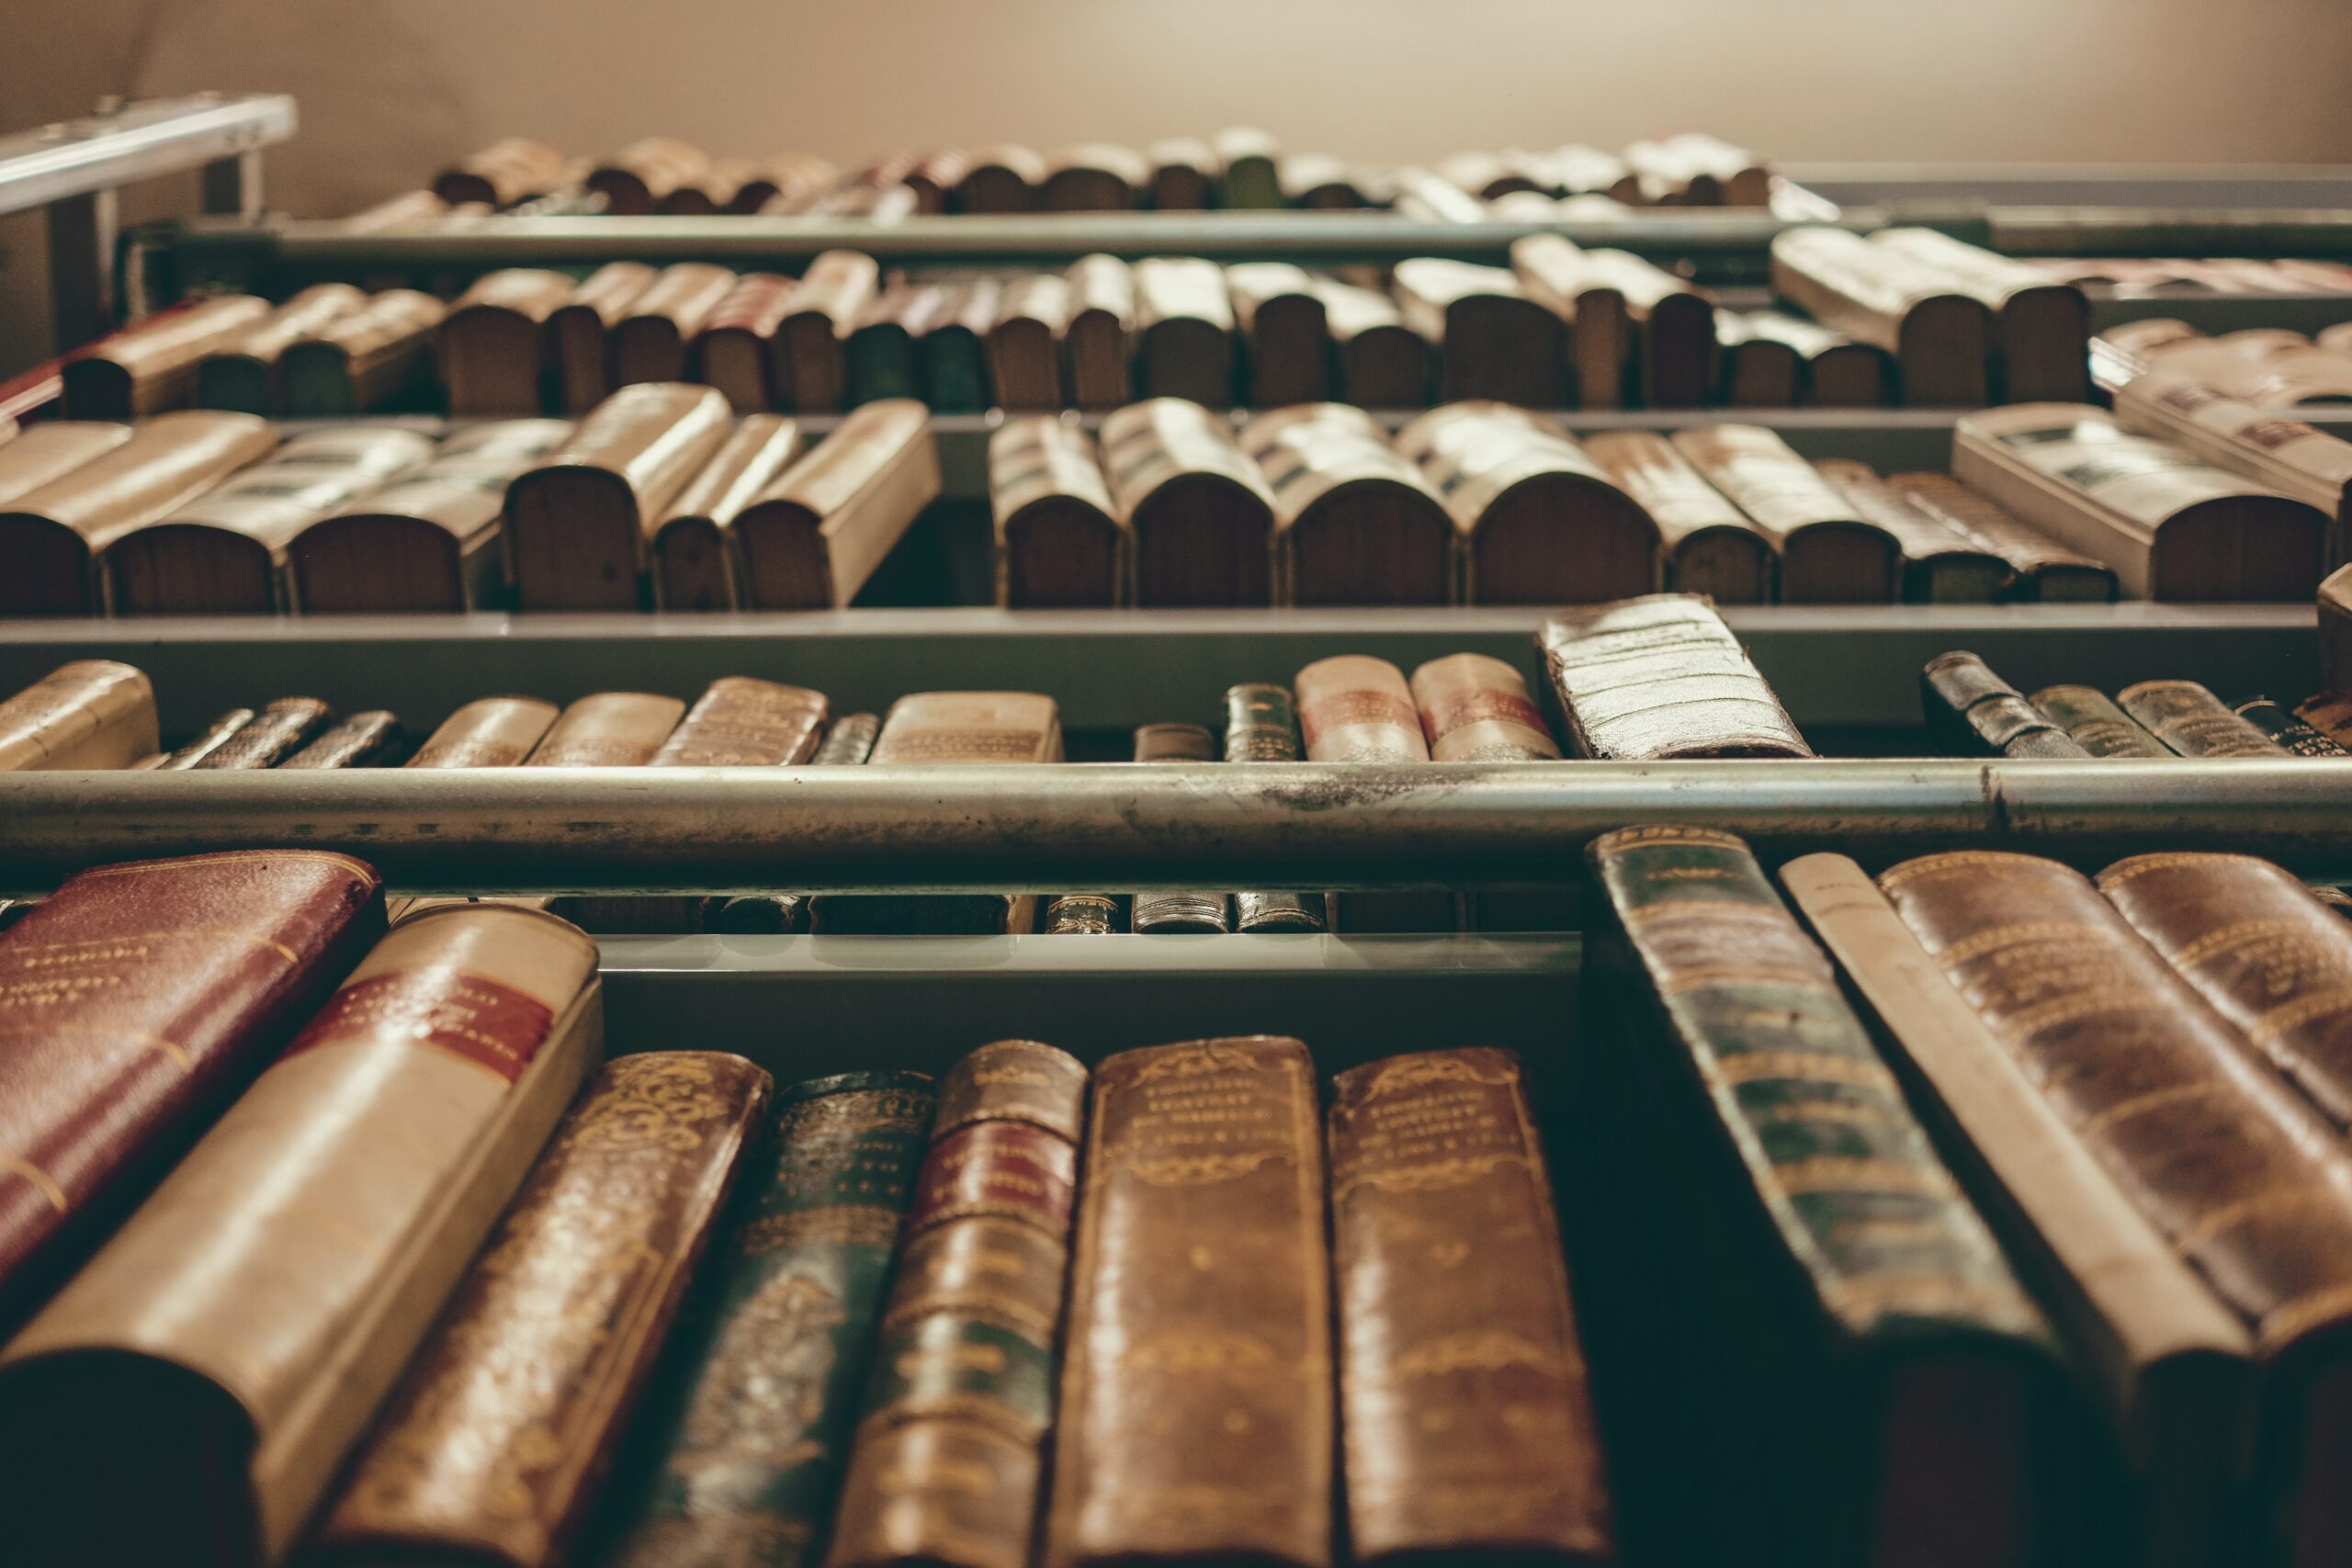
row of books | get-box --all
[1924,651,2352,761]
[2100,318,2352,411]
[2037,255,2352,297]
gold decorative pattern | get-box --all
[737,1205,904,1254]
[1392,1330,1579,1380]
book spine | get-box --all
[1223,684,1323,932]
[279,710,402,769]
[160,706,257,767]
[1129,723,1232,933]
[828,1041,1087,1568]
[1295,658,1453,932]
[406,696,560,769]
[813,712,881,766]
[190,695,333,769]
[1042,893,1122,933]
[1329,1047,1613,1562]
[2233,698,2347,758]
[0,660,157,771]
[710,705,870,933]
[1044,1036,1333,1568]
[1922,652,2086,759]
[1409,653,1561,761]
[2295,693,2352,750]
[2119,681,2290,758]
[2028,685,2168,757]
[607,1070,938,1568]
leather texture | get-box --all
[1130,724,1230,934]
[194,696,331,769]
[1922,651,2088,758]
[1295,654,1428,761]
[813,713,880,766]
[1581,429,1768,571]
[0,659,157,770]
[735,398,940,609]
[2232,698,2347,757]
[2119,681,2291,758]
[408,697,561,769]
[4,410,277,551]
[280,711,401,770]
[987,417,1123,609]
[651,678,828,766]
[1888,471,2118,598]
[1221,685,1324,932]
[2029,684,2169,757]
[526,693,687,767]
[1538,594,1813,759]
[0,423,134,506]
[1410,651,1561,761]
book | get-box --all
[1886,471,2120,602]
[777,252,881,414]
[958,144,1047,212]
[0,901,599,1567]
[0,421,132,504]
[1329,1048,1613,1564]
[195,285,368,413]
[1951,405,2326,601]
[665,156,767,215]
[1128,723,1233,933]
[1295,655,1458,932]
[2027,684,2169,756]
[826,1041,1088,1568]
[1043,1037,1330,1568]
[1063,255,1137,411]
[407,695,560,768]
[159,708,261,768]
[1656,132,1772,206]
[280,710,401,769]
[1222,684,1326,933]
[650,677,829,768]
[505,383,735,611]
[1536,594,1813,758]
[1920,651,2088,758]
[1671,424,1900,603]
[1814,458,2009,602]
[106,426,436,615]
[1396,401,1660,603]
[0,659,157,770]
[693,273,796,412]
[1148,137,1215,209]
[435,137,568,208]
[1771,228,1993,406]
[987,275,1070,411]
[1214,128,1283,209]
[546,262,655,412]
[1392,165,1487,222]
[989,416,1124,607]
[437,270,573,415]
[526,692,687,766]
[815,711,881,764]
[2233,696,2347,756]
[1582,430,1774,603]
[1283,152,1372,208]
[1101,398,1277,605]
[278,289,447,416]
[1313,277,1432,408]
[193,695,332,769]
[844,284,931,407]
[311,1052,772,1568]
[61,294,273,418]
[586,136,710,214]
[1713,310,1802,407]
[1409,652,1571,931]
[1225,263,1333,407]
[1870,228,2090,402]
[1549,143,1641,202]
[1242,403,1455,605]
[1131,256,1236,406]
[2111,368,2352,564]
[1043,143,1148,210]
[1583,248,1717,409]
[915,280,1000,413]
[1042,893,1122,933]
[293,420,571,614]
[605,1071,938,1568]
[1732,310,1892,406]
[2117,679,2291,757]
[650,415,806,611]
[1391,257,1566,407]
[1512,236,1638,411]
[896,150,968,214]
[731,399,942,608]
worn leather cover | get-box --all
[2029,684,2168,756]
[0,422,133,506]
[281,710,401,770]
[435,138,568,207]
[62,294,274,417]
[2235,698,2347,757]
[1222,684,1325,933]
[1128,724,1231,933]
[1042,894,1120,934]
[989,416,1123,608]
[197,285,368,411]
[1100,397,1275,607]
[652,677,828,766]
[1129,256,1235,405]
[1671,425,1899,604]
[1887,472,2119,603]
[438,270,572,416]
[1922,651,2088,759]
[776,251,880,413]
[733,399,941,609]
[1044,1036,1332,1568]
[1537,594,1811,759]
[2118,680,2290,758]
[587,137,711,215]
[1295,654,1426,762]
[1410,651,1560,761]
[695,274,797,412]
[815,713,880,766]
[314,1052,772,1568]
[280,288,447,417]
[828,1041,1087,1568]
[0,659,156,770]
[161,707,257,767]
[1770,228,1992,405]
[408,696,561,769]
[1510,235,1634,411]
[1580,431,1770,604]
[1814,457,2008,602]
[986,275,1070,411]
[651,415,805,612]
[194,696,331,769]
[1392,257,1566,407]
[614,265,739,387]
[526,693,686,767]
[607,1071,937,1568]
[1329,1048,1612,1563]
[1242,403,1455,606]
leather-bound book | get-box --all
[1397,401,1660,603]
[0,659,156,769]
[1295,655,1457,932]
[107,425,436,615]
[988,275,1070,412]
[775,251,879,414]
[1042,893,1121,933]
[895,149,968,214]
[1550,143,1641,202]
[505,383,734,610]
[546,262,654,413]
[1330,1048,1611,1564]
[0,851,382,1323]
[312,1052,770,1568]
[613,265,738,388]
[279,288,447,416]
[281,710,401,769]
[709,708,878,934]
[1244,403,1455,605]
[989,416,1124,607]
[1880,850,2352,1568]
[438,270,573,414]
[432,138,567,207]
[1222,683,1326,933]
[1921,651,2088,758]
[1412,653,1567,930]
[1662,133,1772,206]
[845,284,931,407]
[61,293,273,417]
[957,144,1047,212]
[1510,235,1628,410]
[160,708,259,767]
[1871,229,2090,402]
[1225,263,1332,406]
[1671,424,1900,603]
[0,903,598,1568]
[195,285,368,413]
[2028,684,2168,756]
[731,398,941,608]
[1771,228,1993,405]
[1044,1037,1330,1568]
[586,136,710,214]
[651,415,806,611]
[694,273,796,412]
[0,420,131,504]
[1103,398,1278,605]
[1213,127,1283,209]
[828,1042,1088,1568]
[816,710,881,764]
[1062,254,1137,411]
[1582,431,1772,603]
[1782,854,2254,1568]
[2233,696,2347,756]
[1814,457,2007,602]
[1131,256,1236,405]
[1128,723,1232,932]
[294,419,571,613]
[526,691,686,766]
[408,695,561,769]
[666,155,767,215]
[1392,257,1566,406]
[194,695,332,768]
[1713,310,1802,407]
[2112,371,2352,559]
[1043,143,1148,210]
[0,410,277,615]
[1886,471,2120,603]
[1537,594,1811,758]
[606,1070,938,1568]
[1736,310,1892,406]
[915,279,1001,414]
[2117,679,2290,757]
[811,692,1059,935]
[1148,137,1216,209]
[1313,276,1432,408]
[1589,248,1718,408]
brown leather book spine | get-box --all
[650,676,827,766]
[1921,651,2087,759]
[159,707,255,767]
[2119,680,2291,758]
[1222,683,1324,932]
[1044,1036,1333,1568]
[2029,685,2168,757]
[1296,655,1456,932]
[406,696,560,769]
[190,695,332,769]
[280,711,401,769]
[526,692,686,766]
[1129,722,1232,933]
[1330,1048,1612,1563]
[0,659,156,770]
[1041,893,1122,933]
[2233,698,2347,757]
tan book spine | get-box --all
[61,295,274,418]
[1887,470,2119,603]
[1392,257,1566,407]
[1770,227,1991,405]
[1814,457,2008,603]
[1510,234,1631,411]
[731,398,941,609]
[0,660,157,770]
[1131,255,1236,406]
[611,263,738,387]
[547,262,656,414]
[1313,277,1432,410]
[775,250,880,412]
[692,272,795,412]
[1128,723,1231,932]
[406,696,561,769]
[1582,429,1770,604]
[526,692,687,767]
[650,414,805,611]
[1225,262,1332,406]
[1296,655,1455,931]
[1537,592,1812,758]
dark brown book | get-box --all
[1042,143,1148,210]
[1584,248,1716,408]
[1244,403,1455,605]
[1314,277,1432,408]
[1871,229,2090,403]
[1102,398,1277,605]
[1510,235,1632,410]
[1771,228,1993,406]
[278,289,447,417]
[61,295,273,418]
[989,417,1124,607]
[1582,430,1772,603]
[1921,651,2089,758]
[1222,684,1326,933]
[1295,655,1459,932]
[958,144,1046,212]
[1128,723,1232,933]
[1063,255,1137,411]
[546,262,654,414]
[434,137,568,208]
[194,285,367,414]
[1226,263,1333,406]
[436,270,573,415]
[2234,696,2348,756]
[2118,679,2292,757]
[650,414,805,611]
[280,711,401,769]
[1147,137,1216,209]
[1736,311,1892,406]
[1814,458,2009,603]
[691,273,795,412]
[1132,256,1237,405]
[731,399,941,608]
[1537,593,1812,758]
[2028,685,2168,756]
[775,251,880,413]
[896,149,969,214]
[988,275,1070,412]
[1713,310,1802,407]
[584,136,709,214]
[1887,472,2120,603]
[1392,257,1566,407]
[1672,424,1900,603]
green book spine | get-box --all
[2029,684,2168,757]
[922,332,991,414]
[846,331,922,409]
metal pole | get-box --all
[0,761,2346,894]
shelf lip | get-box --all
[0,94,296,216]
[597,931,1578,976]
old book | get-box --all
[709,710,879,934]
[1313,276,1432,408]
[1511,235,1636,410]
[1283,155,1374,209]
[1870,228,2090,402]
[1295,655,1458,932]
[194,695,332,769]
[1391,257,1566,407]
[1921,651,2088,758]
[0,659,157,770]
[281,710,401,769]
[526,691,686,766]
[0,411,277,615]
[958,144,1046,212]
[278,288,447,416]
[586,136,710,214]
[1330,1048,1612,1564]
[546,262,654,413]
[1214,127,1283,209]
[437,270,573,415]
[1881,850,2352,1568]
[605,1071,938,1568]
[989,417,1124,607]
[1951,405,2326,601]
[650,415,805,610]
[1587,248,1717,409]
[732,399,941,608]
[434,137,568,208]
[1549,143,1641,203]
[816,711,881,765]
[827,1041,1088,1568]
[2233,696,2347,756]
[1782,854,2254,1568]
[1713,310,1801,407]
[1397,401,1659,603]
[1041,893,1121,933]
[1736,310,1892,406]
[1063,254,1137,411]
[894,150,967,214]
[667,156,767,215]
[106,426,436,615]
[609,265,736,388]
[294,419,571,613]
[1410,652,1572,931]
[195,285,368,413]
[915,280,1000,414]
[62,293,273,418]
[1128,723,1232,933]
[1581,430,1773,604]
[1659,133,1772,206]
[1537,594,1812,758]
[1148,137,1216,209]
[1130,256,1236,406]
[1226,263,1332,406]
[311,1053,771,1568]
[2116,679,2290,757]
[1244,403,1455,604]
[1672,424,1900,603]
[1043,143,1148,210]
[775,252,880,414]
[1044,1037,1329,1568]
[2028,685,2168,756]
[693,273,796,412]
[0,902,599,1568]
[1771,228,1992,405]
[1100,397,1276,605]
[1391,165,1487,223]
[1222,684,1326,933]
[407,695,561,769]
[160,708,259,768]
[1886,472,2120,603]
[987,275,1070,412]
[844,284,933,407]
[0,421,132,504]
[505,383,734,610]
[2112,369,2352,562]
[1814,458,2008,602]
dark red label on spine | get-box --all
[284,969,555,1085]
[910,1122,1076,1235]
[1297,690,1419,751]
